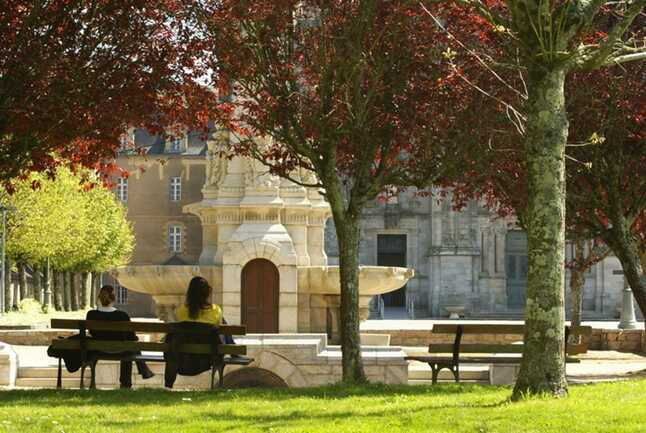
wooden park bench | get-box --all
[405,324,592,384]
[48,319,253,390]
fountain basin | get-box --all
[298,266,414,295]
[112,265,413,297]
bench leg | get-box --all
[430,364,440,385]
[452,365,460,383]
[210,366,216,390]
[80,363,87,390]
[218,365,225,388]
[89,360,97,390]
[57,358,63,389]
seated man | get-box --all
[86,285,155,388]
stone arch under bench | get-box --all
[223,350,306,388]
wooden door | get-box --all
[378,234,407,307]
[241,259,279,333]
[506,231,528,309]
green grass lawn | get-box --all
[1,381,645,433]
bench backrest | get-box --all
[49,319,247,356]
[429,324,592,357]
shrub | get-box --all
[18,298,43,314]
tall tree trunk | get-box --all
[53,270,63,311]
[80,272,92,309]
[32,263,42,303]
[3,256,12,312]
[42,260,52,311]
[70,272,79,311]
[12,273,19,310]
[18,263,27,302]
[63,271,71,312]
[91,272,101,309]
[513,67,568,399]
[604,222,646,317]
[328,188,366,383]
[569,240,586,328]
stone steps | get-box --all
[14,356,491,388]
[15,364,211,389]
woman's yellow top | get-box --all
[175,304,223,325]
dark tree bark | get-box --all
[91,272,101,309]
[569,239,586,328]
[80,271,91,309]
[63,271,72,312]
[12,275,19,310]
[32,263,42,303]
[513,67,568,399]
[336,216,365,383]
[327,185,366,384]
[70,272,79,311]
[18,263,27,302]
[53,270,63,311]
[604,223,646,316]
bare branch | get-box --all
[608,51,646,64]
[574,0,646,69]
[421,3,527,101]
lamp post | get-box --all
[0,205,15,316]
[614,269,638,330]
[43,257,52,311]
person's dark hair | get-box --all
[186,276,211,319]
[98,285,116,307]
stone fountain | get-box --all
[113,130,414,335]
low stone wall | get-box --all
[368,328,646,353]
[0,343,17,387]
[232,334,408,387]
[590,328,644,352]
[0,330,76,346]
[6,334,408,389]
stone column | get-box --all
[278,265,299,333]
[221,263,242,325]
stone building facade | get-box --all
[104,129,209,316]
[111,130,627,320]
[325,189,628,319]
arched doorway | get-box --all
[241,258,279,333]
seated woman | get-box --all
[86,285,154,388]
[175,276,240,344]
[164,276,241,388]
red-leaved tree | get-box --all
[198,0,459,383]
[0,0,213,183]
[423,0,645,397]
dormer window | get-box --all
[167,130,186,153]
[119,128,135,152]
[170,136,183,152]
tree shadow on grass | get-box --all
[0,383,511,409]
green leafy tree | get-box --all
[2,167,134,310]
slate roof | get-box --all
[121,126,210,157]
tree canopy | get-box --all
[424,0,645,397]
[199,0,462,382]
[0,0,213,183]
[2,167,134,272]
